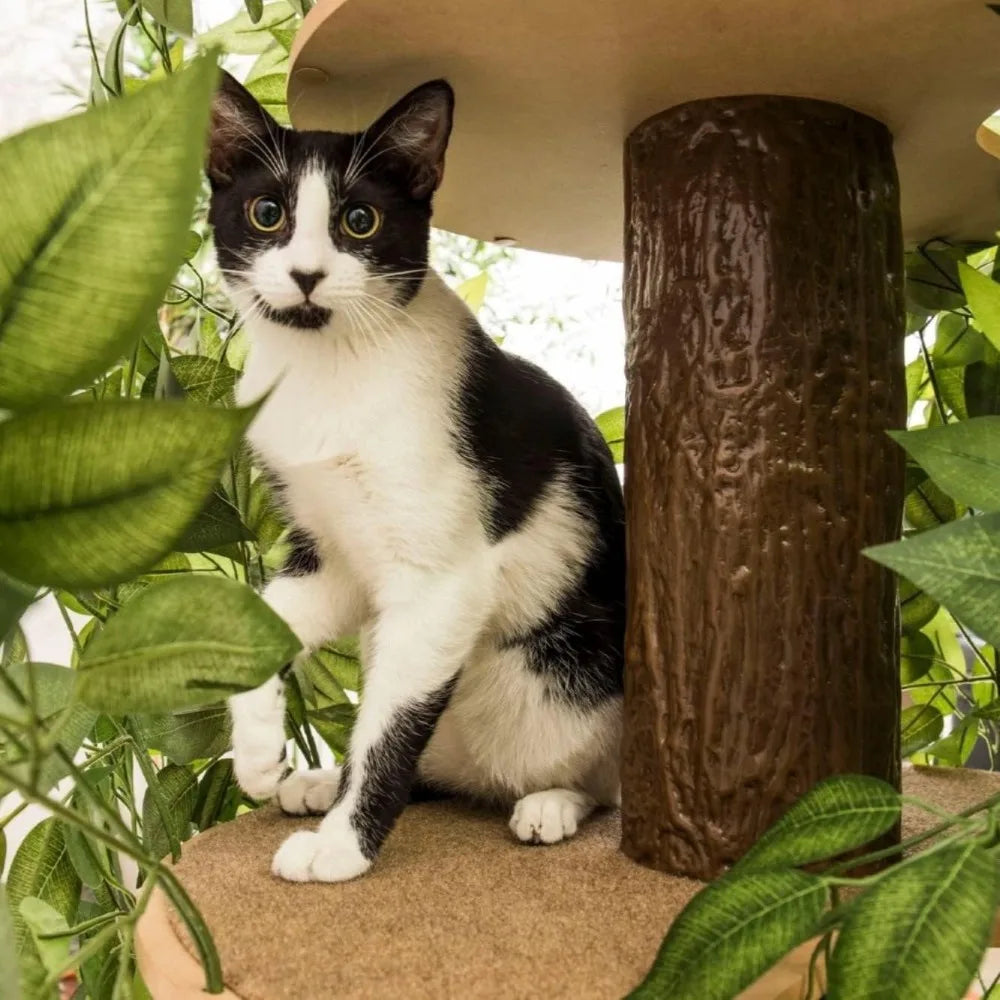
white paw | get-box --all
[234,756,286,802]
[272,828,372,883]
[277,768,341,816]
[509,789,592,845]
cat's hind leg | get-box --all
[509,788,596,845]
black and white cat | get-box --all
[208,72,625,883]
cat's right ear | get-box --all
[207,71,281,185]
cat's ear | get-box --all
[207,71,282,185]
[366,80,454,199]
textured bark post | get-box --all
[620,96,905,880]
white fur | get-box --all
[227,168,620,883]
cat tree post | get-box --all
[620,97,904,878]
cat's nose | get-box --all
[290,270,326,296]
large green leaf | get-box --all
[900,631,936,683]
[630,870,826,999]
[734,775,900,873]
[0,399,257,588]
[828,843,997,1000]
[866,514,1000,649]
[891,418,1000,512]
[6,819,80,995]
[76,575,300,713]
[137,706,230,764]
[960,262,1000,353]
[244,74,290,125]
[18,898,70,978]
[932,315,984,369]
[0,55,216,408]
[0,886,19,1000]
[143,764,198,861]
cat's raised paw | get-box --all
[277,768,341,816]
[272,828,371,883]
[234,757,287,802]
[510,789,594,845]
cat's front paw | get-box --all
[234,756,287,802]
[272,828,371,883]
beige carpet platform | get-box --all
[136,766,1000,1000]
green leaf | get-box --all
[199,2,295,53]
[0,574,35,644]
[141,355,239,404]
[901,631,936,683]
[924,716,979,766]
[866,513,1000,649]
[960,261,1000,353]
[62,823,108,891]
[906,250,966,314]
[193,758,235,830]
[0,399,257,589]
[137,706,230,764]
[906,357,927,410]
[900,704,945,757]
[76,575,300,713]
[891,418,1000,512]
[270,27,296,51]
[904,478,959,530]
[175,490,254,553]
[967,361,1000,418]
[828,843,997,1000]
[244,74,290,125]
[6,819,80,995]
[900,577,939,632]
[0,663,97,796]
[244,0,264,22]
[630,871,826,999]
[594,406,625,463]
[454,272,488,313]
[734,775,900,873]
[142,763,198,861]
[18,898,70,977]
[141,0,193,35]
[0,55,216,408]
[932,314,984,368]
[0,887,19,1000]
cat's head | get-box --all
[206,72,454,332]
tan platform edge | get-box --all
[137,766,1000,999]
[287,0,1000,261]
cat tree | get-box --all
[137,1,1000,995]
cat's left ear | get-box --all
[207,71,282,185]
[367,80,454,200]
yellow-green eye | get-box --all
[248,196,286,232]
[340,203,381,239]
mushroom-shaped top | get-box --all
[288,0,1000,260]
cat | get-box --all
[208,71,625,883]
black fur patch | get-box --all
[283,527,320,576]
[348,678,457,859]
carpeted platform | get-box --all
[138,766,1000,1000]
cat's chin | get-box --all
[254,295,332,331]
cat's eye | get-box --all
[340,203,381,239]
[247,196,286,233]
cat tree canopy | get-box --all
[288,0,1000,260]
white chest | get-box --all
[237,330,483,582]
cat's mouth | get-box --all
[253,294,332,331]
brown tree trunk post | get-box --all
[620,96,905,880]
